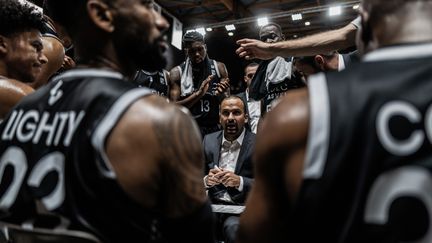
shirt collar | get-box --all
[51,68,124,83]
[338,54,345,71]
[222,128,246,147]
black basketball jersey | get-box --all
[177,59,221,128]
[259,57,305,115]
[133,69,169,97]
[294,43,432,243]
[0,69,161,242]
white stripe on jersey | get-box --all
[51,69,124,83]
[364,43,432,62]
[91,88,152,179]
[304,73,331,179]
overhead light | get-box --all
[293,35,298,38]
[195,27,206,36]
[257,17,269,27]
[225,24,236,31]
[353,4,359,10]
[329,6,342,16]
[228,32,234,36]
[305,21,311,26]
[291,13,302,21]
[206,27,213,32]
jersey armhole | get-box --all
[91,88,153,178]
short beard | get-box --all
[113,28,167,73]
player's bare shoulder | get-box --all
[106,94,206,215]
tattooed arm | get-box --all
[106,94,215,242]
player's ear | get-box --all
[87,0,115,33]
[0,35,9,55]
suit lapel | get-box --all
[235,130,250,174]
[214,131,223,166]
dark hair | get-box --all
[245,62,259,69]
[260,22,282,34]
[45,0,88,36]
[182,31,204,47]
[294,56,316,67]
[294,52,337,68]
[0,0,44,36]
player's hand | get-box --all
[214,78,230,96]
[197,75,213,96]
[236,38,275,60]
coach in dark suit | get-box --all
[203,95,256,243]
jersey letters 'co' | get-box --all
[0,69,159,242]
[296,43,432,243]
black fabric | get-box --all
[292,54,432,243]
[248,60,270,101]
[341,50,360,67]
[0,69,162,242]
[133,70,169,97]
[179,57,222,133]
[158,201,216,243]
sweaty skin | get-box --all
[0,79,34,118]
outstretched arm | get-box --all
[237,88,309,243]
[236,21,358,60]
[106,95,215,242]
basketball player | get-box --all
[237,0,432,242]
[0,1,215,243]
[170,31,230,136]
[0,0,47,119]
[30,15,66,89]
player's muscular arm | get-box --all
[0,79,34,118]
[106,95,214,242]
[107,95,207,214]
[166,71,180,102]
[151,104,208,216]
[217,62,230,97]
[237,88,309,243]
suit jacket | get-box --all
[203,129,256,205]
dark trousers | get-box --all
[216,214,239,243]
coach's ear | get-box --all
[314,55,325,71]
[86,0,115,33]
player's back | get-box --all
[299,43,432,242]
[0,68,160,242]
